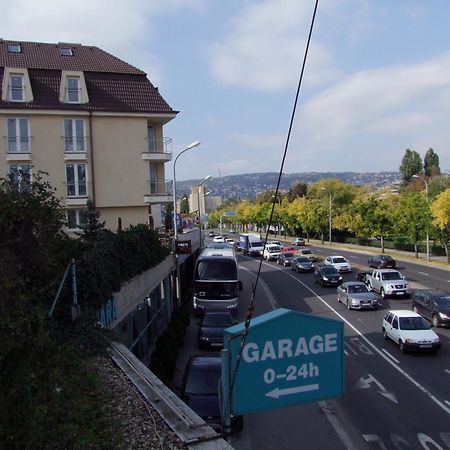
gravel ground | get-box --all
[95,356,187,450]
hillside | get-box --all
[177,171,400,200]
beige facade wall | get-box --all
[0,110,170,231]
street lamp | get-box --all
[321,188,332,245]
[413,174,430,262]
[172,140,200,303]
[197,175,211,249]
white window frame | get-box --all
[9,73,24,102]
[7,118,30,153]
[67,209,87,230]
[66,76,80,103]
[147,125,155,152]
[8,164,32,191]
[64,119,85,152]
[65,163,88,197]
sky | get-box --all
[2,0,450,181]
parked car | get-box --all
[337,282,378,310]
[277,252,296,267]
[412,290,450,327]
[368,255,396,269]
[291,237,305,246]
[314,265,343,287]
[180,356,243,432]
[382,310,441,353]
[291,256,314,273]
[324,255,352,272]
[198,311,235,349]
[296,248,319,262]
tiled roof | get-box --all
[0,39,144,74]
[0,40,177,115]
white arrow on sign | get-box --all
[354,374,398,404]
[266,383,319,399]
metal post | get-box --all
[172,141,200,304]
[321,187,332,245]
[413,174,430,262]
[221,348,232,437]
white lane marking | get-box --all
[355,374,398,403]
[344,349,349,356]
[381,349,400,364]
[446,401,450,408]
[269,263,450,416]
[419,271,429,276]
[445,369,450,376]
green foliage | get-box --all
[399,149,422,185]
[424,148,440,177]
[77,200,106,240]
[180,194,189,214]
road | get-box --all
[175,241,450,450]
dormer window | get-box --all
[67,77,80,103]
[7,44,21,53]
[60,47,73,56]
[9,74,24,101]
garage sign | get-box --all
[222,308,344,415]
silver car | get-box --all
[337,282,378,310]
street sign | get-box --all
[222,308,344,416]
[223,211,237,217]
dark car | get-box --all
[368,255,396,269]
[180,356,243,433]
[291,237,305,246]
[412,290,450,327]
[198,311,235,349]
[314,265,343,287]
[291,256,314,273]
[277,252,296,267]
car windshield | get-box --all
[321,266,337,274]
[295,257,309,263]
[348,284,369,294]
[333,257,346,263]
[399,316,430,330]
[196,260,237,280]
[381,256,393,261]
[185,364,221,395]
[283,253,295,258]
[203,314,232,327]
[381,272,402,280]
[433,295,450,306]
[302,250,312,255]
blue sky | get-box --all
[3,0,450,180]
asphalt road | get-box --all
[173,241,450,450]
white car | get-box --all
[324,255,352,272]
[213,236,225,243]
[263,244,282,261]
[382,310,441,353]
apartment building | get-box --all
[0,39,177,231]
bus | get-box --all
[193,246,242,315]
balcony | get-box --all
[144,180,172,204]
[141,138,172,162]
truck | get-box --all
[361,269,410,299]
[263,243,282,261]
[238,233,264,256]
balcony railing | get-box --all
[142,138,172,162]
[144,180,172,204]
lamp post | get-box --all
[172,141,200,304]
[413,174,430,262]
[197,175,211,249]
[321,187,332,245]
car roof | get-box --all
[376,268,400,273]
[415,289,450,297]
[387,310,422,318]
[341,281,366,287]
[374,255,394,259]
[328,255,346,259]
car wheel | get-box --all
[399,341,407,353]
[380,288,385,299]
[320,279,325,287]
[346,299,351,310]
[432,315,440,328]
[383,328,388,340]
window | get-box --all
[67,209,87,229]
[60,48,73,56]
[8,44,21,53]
[8,164,31,191]
[66,163,87,197]
[7,118,30,152]
[9,74,24,101]
[147,125,155,152]
[67,77,80,103]
[149,164,157,194]
[64,119,85,152]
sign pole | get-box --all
[221,348,232,436]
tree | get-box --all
[77,200,105,241]
[180,194,189,213]
[399,149,423,185]
[424,148,440,177]
[287,182,307,201]
[431,188,450,263]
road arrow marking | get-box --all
[265,383,319,399]
[354,374,398,404]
